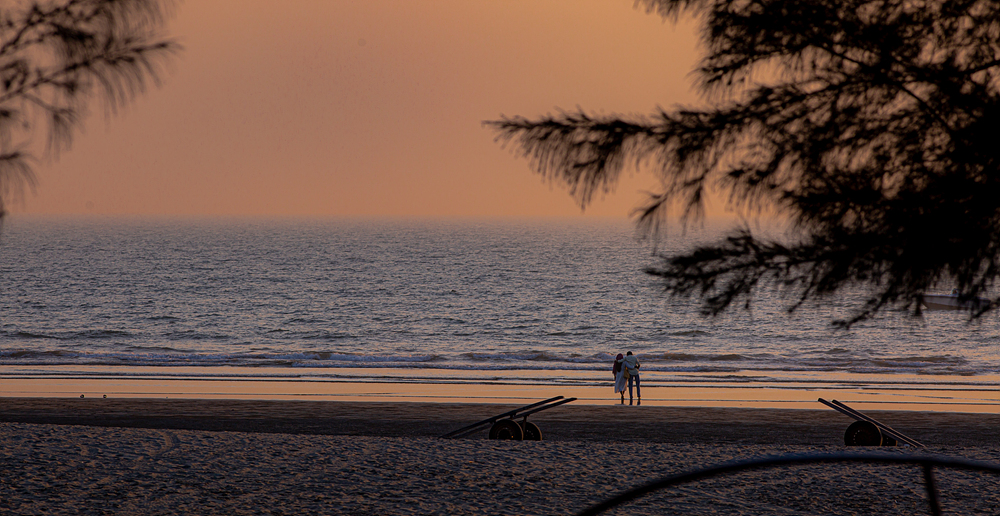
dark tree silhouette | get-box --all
[488,0,1000,326]
[0,0,178,218]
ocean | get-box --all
[1,216,998,408]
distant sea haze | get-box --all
[0,216,998,393]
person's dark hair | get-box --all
[626,351,633,356]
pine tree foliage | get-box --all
[488,0,1000,325]
[0,0,178,217]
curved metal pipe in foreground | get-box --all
[577,452,1000,516]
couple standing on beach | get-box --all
[612,351,640,405]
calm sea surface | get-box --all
[1,216,998,402]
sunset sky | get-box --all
[20,1,705,219]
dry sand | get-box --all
[2,398,1000,515]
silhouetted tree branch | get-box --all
[488,0,1000,326]
[0,0,179,217]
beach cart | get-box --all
[819,398,924,447]
[440,395,577,441]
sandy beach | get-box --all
[2,398,1000,515]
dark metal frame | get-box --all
[819,398,924,447]
[577,452,1000,516]
[439,396,577,439]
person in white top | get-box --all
[612,353,627,403]
[621,351,640,405]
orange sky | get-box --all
[19,1,706,219]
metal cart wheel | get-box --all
[489,419,524,440]
[845,420,883,446]
[521,421,542,441]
